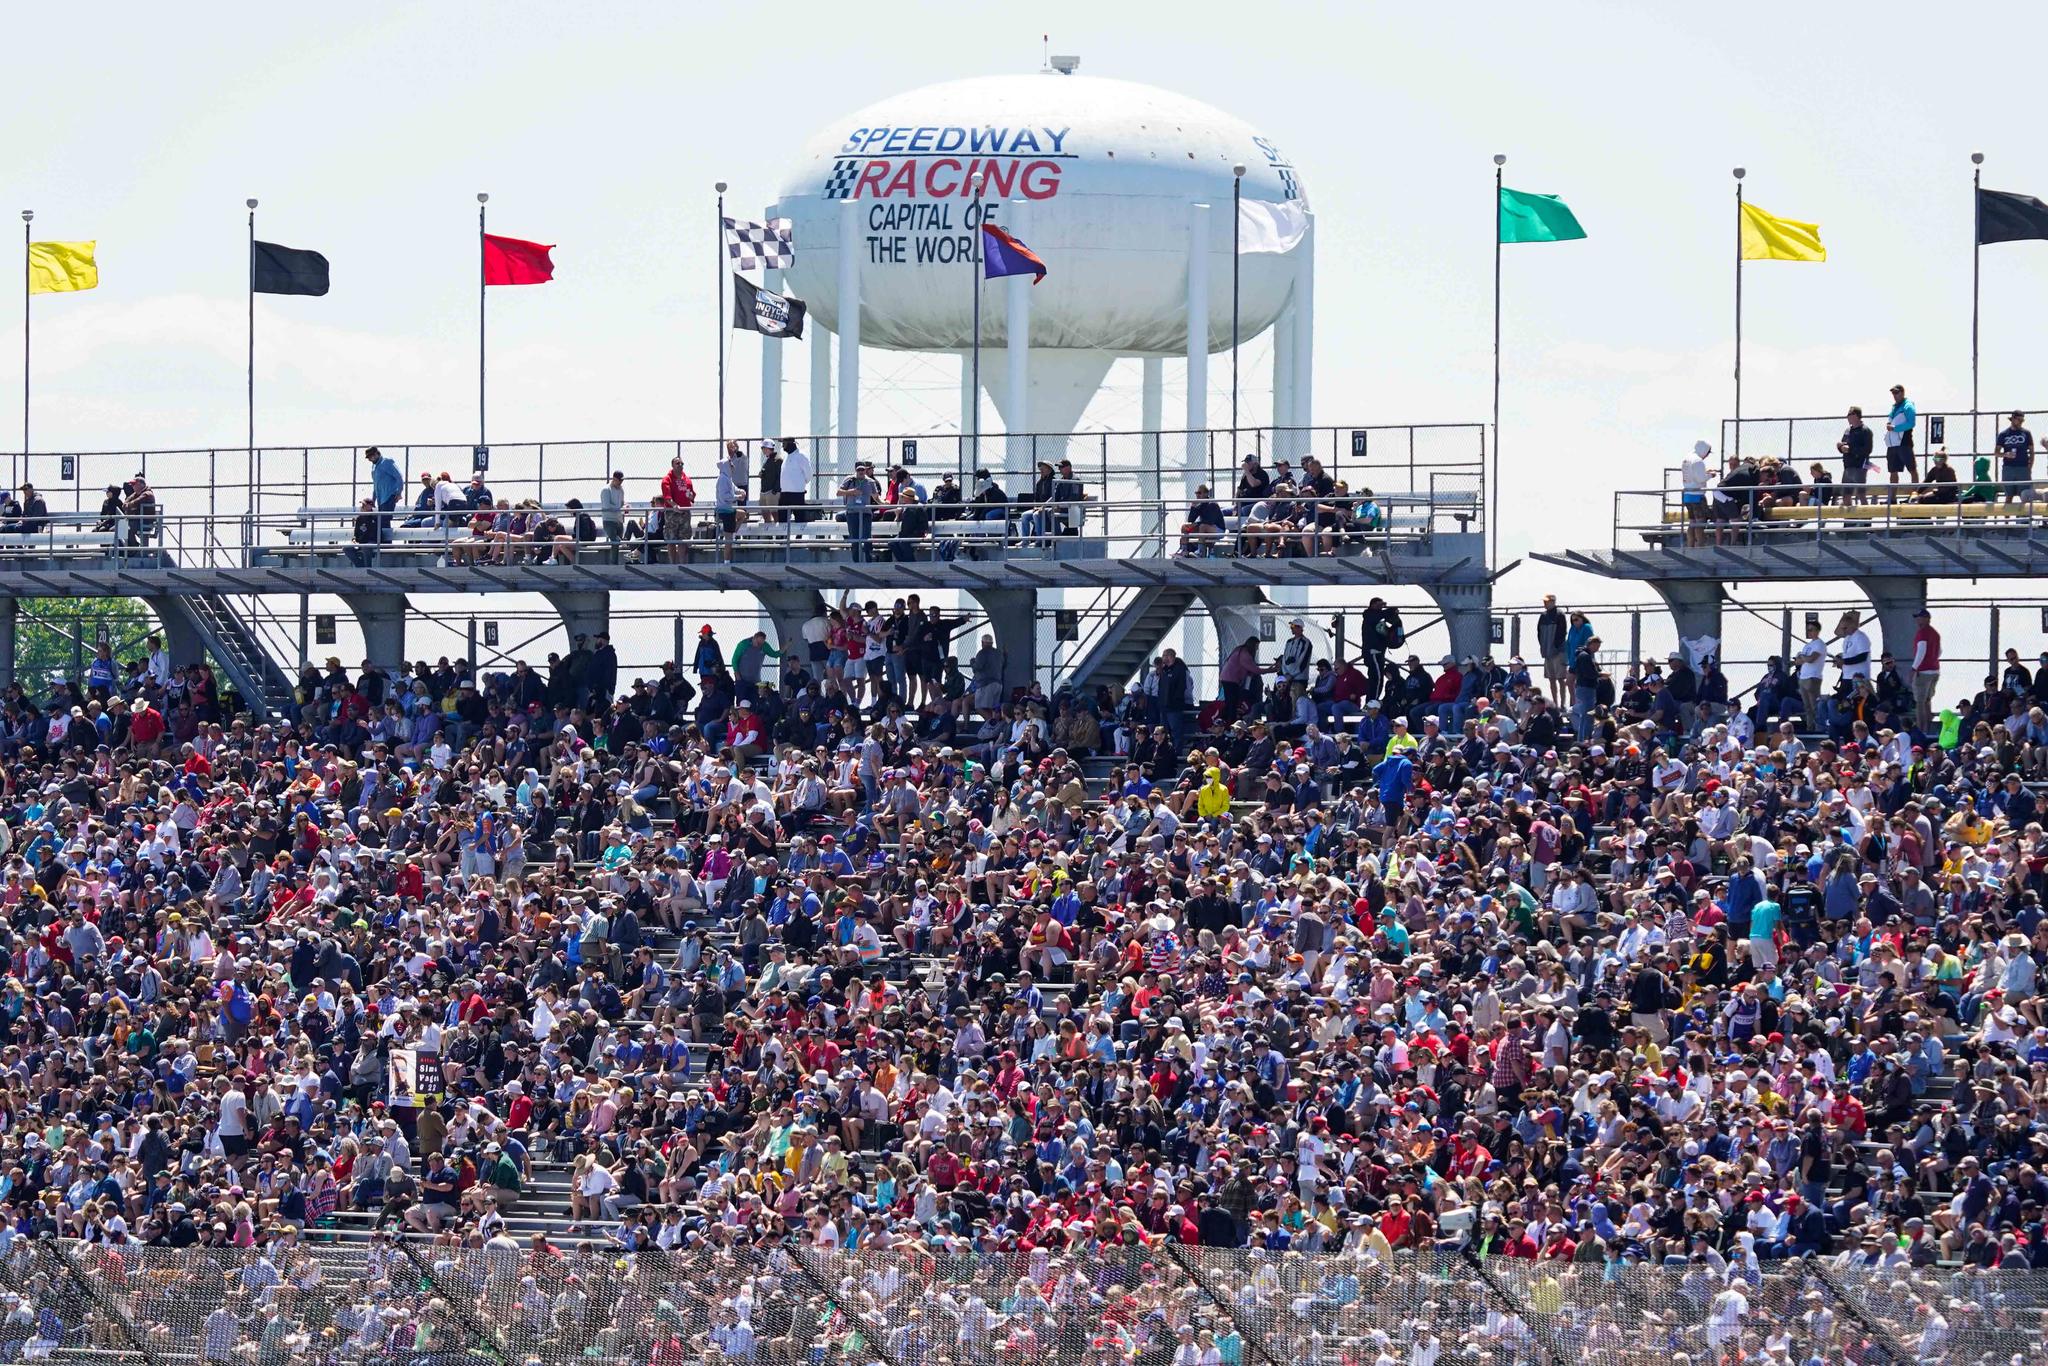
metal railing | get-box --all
[1614,475,2048,552]
[1720,403,2046,464]
[2,422,1486,533]
[0,483,1485,576]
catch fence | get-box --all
[0,1236,2037,1366]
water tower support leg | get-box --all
[810,326,832,441]
[836,197,862,475]
[1004,198,1032,479]
[761,259,784,439]
[1272,298,1296,460]
[1141,357,1164,542]
[1185,202,1212,503]
[1294,212,1315,442]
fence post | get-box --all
[788,1247,908,1366]
[1629,610,1641,670]
[1805,1259,1913,1365]
[1989,604,2001,682]
[1160,1242,1288,1366]
[1457,1250,1571,1366]
[46,1240,169,1366]
[395,1235,510,1364]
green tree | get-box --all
[13,598,155,696]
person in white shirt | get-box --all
[1795,619,1828,722]
[778,438,813,516]
[1682,441,1712,547]
[1831,610,1872,683]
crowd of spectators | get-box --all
[344,445,1395,568]
[1679,391,2046,547]
[0,568,2046,1363]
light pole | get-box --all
[1732,167,1745,465]
[716,180,729,452]
[20,208,31,485]
[477,192,489,449]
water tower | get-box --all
[765,70,1314,483]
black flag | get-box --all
[731,273,804,339]
[251,241,330,296]
[1978,188,2048,245]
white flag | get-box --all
[1237,199,1308,254]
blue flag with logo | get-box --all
[980,223,1046,283]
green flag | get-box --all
[1938,709,1962,750]
[1499,187,1587,244]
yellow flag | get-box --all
[27,240,97,294]
[1739,203,1825,262]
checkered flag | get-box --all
[723,217,795,271]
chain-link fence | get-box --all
[2,1236,2041,1366]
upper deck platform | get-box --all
[1536,401,2048,584]
[0,422,1490,597]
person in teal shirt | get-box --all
[1748,894,1782,969]
[1887,383,1918,492]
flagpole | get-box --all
[1971,151,1984,455]
[716,182,728,453]
[1491,154,1504,571]
[1732,168,1745,467]
[477,192,488,451]
[970,175,985,467]
[19,209,29,489]
[247,198,257,492]
[1231,164,1243,442]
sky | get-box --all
[8,0,2048,669]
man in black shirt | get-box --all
[1836,406,1874,497]
[1998,410,2036,506]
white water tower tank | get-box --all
[776,72,1310,439]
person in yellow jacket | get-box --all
[1382,717,1420,762]
[1196,767,1233,821]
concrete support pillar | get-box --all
[541,590,611,649]
[0,598,16,690]
[1196,586,1266,697]
[1649,580,1724,661]
[144,597,206,670]
[1425,581,1495,665]
[1852,576,1927,665]
[753,588,825,661]
[835,197,862,476]
[967,587,1038,696]
[339,593,408,677]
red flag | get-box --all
[482,234,555,286]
